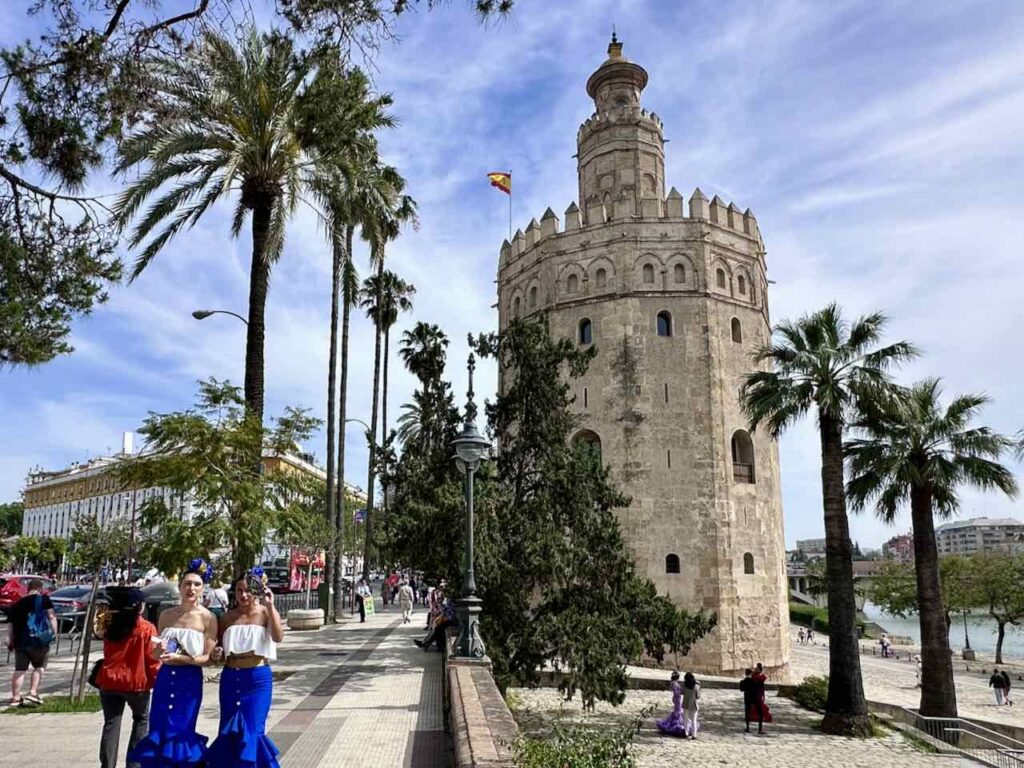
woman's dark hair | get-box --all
[106,604,143,642]
[670,671,680,681]
[683,672,696,689]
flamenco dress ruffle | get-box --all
[128,665,208,767]
[656,708,688,737]
[206,665,281,768]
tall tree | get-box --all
[969,553,1024,665]
[114,29,355,422]
[741,303,916,736]
[0,502,24,537]
[847,379,1017,716]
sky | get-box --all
[1,0,1023,550]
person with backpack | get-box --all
[6,578,57,707]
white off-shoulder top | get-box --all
[160,626,206,658]
[222,623,277,661]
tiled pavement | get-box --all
[0,608,450,767]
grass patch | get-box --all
[505,689,525,712]
[4,694,102,714]
[896,726,940,753]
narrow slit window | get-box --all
[674,264,685,283]
[664,382,669,403]
[643,263,655,284]
[667,449,672,468]
[578,318,593,345]
[657,311,672,337]
[583,387,588,408]
[716,268,727,289]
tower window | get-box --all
[731,317,742,343]
[578,318,593,346]
[743,552,755,574]
[567,274,578,294]
[666,554,680,574]
[674,264,685,283]
[731,430,756,484]
[716,268,727,289]
[583,387,588,408]
[667,449,672,468]
[656,311,672,337]
[664,382,669,403]
[738,275,747,295]
[529,286,538,308]
[572,429,602,463]
[595,268,607,289]
[643,263,655,284]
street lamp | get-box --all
[450,353,490,659]
[343,417,372,614]
[191,308,249,325]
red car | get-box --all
[0,574,56,617]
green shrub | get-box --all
[510,711,648,768]
[791,675,828,712]
[788,602,865,636]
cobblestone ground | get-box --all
[510,687,975,768]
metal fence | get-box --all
[902,708,1024,768]
[273,590,319,616]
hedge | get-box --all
[788,602,865,636]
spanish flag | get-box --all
[488,171,512,195]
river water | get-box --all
[862,601,1024,661]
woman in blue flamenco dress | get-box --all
[207,568,284,768]
[656,671,687,737]
[129,559,219,767]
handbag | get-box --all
[88,658,104,689]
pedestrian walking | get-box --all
[398,581,415,624]
[203,579,229,619]
[990,669,1006,706]
[915,656,922,688]
[356,579,371,622]
[128,558,218,767]
[96,587,160,768]
[750,663,772,734]
[206,568,284,768]
[655,671,686,737]
[739,668,761,734]
[682,672,701,739]
[6,578,57,707]
[1001,669,1013,706]
[797,627,805,645]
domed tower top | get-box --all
[585,32,649,112]
[577,34,665,222]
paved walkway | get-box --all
[1,609,449,767]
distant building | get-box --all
[796,538,826,558]
[882,533,914,562]
[935,517,1024,556]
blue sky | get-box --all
[2,0,1023,549]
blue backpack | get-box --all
[24,595,54,648]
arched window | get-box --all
[643,263,655,284]
[529,286,538,308]
[666,554,680,574]
[513,297,520,317]
[716,268,727,289]
[673,264,685,284]
[656,311,672,337]
[567,274,578,294]
[731,430,755,483]
[572,429,602,463]
[578,318,593,345]
[738,275,747,295]
[743,552,755,574]
[596,268,607,289]
[731,317,742,343]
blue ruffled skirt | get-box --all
[128,665,208,767]
[206,665,281,768]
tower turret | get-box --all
[578,35,665,221]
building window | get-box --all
[667,449,672,468]
[674,264,685,283]
[572,429,602,463]
[664,382,669,403]
[738,275,747,295]
[643,263,655,284]
[743,552,755,574]
[567,274,578,294]
[578,318,593,345]
[583,387,588,408]
[731,430,756,483]
[513,297,521,318]
[716,268,727,289]
[666,554,680,574]
[731,317,742,343]
[596,268,607,289]
[656,311,672,337]
[529,286,538,308]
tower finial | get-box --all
[611,24,617,44]
[607,26,623,59]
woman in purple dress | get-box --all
[656,671,687,737]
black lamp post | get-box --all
[450,353,490,659]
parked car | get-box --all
[49,584,107,630]
[140,581,180,624]
[0,574,56,617]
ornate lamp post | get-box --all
[450,353,490,659]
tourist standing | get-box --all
[6,578,56,707]
[739,668,760,734]
[990,669,1006,706]
[655,671,686,737]
[797,627,805,645]
[682,672,701,739]
[398,581,415,624]
[806,628,814,644]
[96,587,160,768]
[750,663,772,734]
[1001,670,1013,706]
[204,579,230,619]
[206,568,284,768]
[356,579,371,622]
[129,559,218,767]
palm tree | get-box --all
[114,30,350,423]
[740,303,917,736]
[846,379,1017,717]
[399,322,449,450]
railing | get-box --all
[273,590,318,616]
[732,462,755,483]
[903,708,1024,768]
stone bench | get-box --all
[286,608,324,631]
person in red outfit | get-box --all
[96,587,161,768]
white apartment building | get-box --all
[934,517,1024,556]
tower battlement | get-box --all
[576,107,664,145]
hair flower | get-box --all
[187,557,215,584]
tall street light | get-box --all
[192,308,249,325]
[450,353,490,659]
[344,417,373,614]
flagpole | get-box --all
[508,169,512,243]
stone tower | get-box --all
[495,37,790,676]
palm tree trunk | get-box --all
[324,231,341,622]
[910,484,957,717]
[245,201,272,424]
[818,414,871,736]
[995,619,1006,665]
[333,225,354,619]
[380,325,391,565]
[362,257,385,582]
